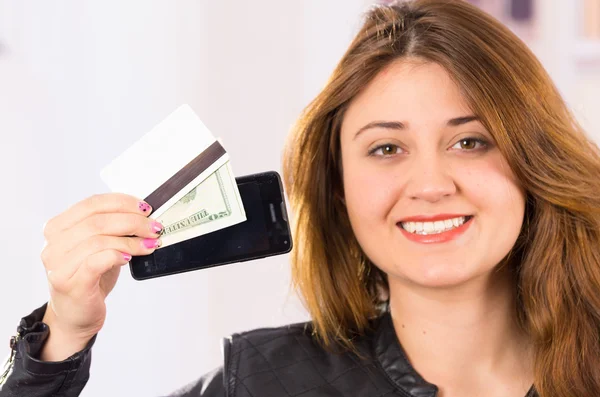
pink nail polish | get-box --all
[123,253,132,261]
[151,221,163,234]
[139,202,152,213]
[142,238,161,249]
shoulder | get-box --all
[221,318,383,396]
[222,321,322,396]
[225,320,319,364]
[224,316,384,362]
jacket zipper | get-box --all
[0,334,20,386]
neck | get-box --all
[387,267,534,395]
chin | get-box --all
[392,262,480,290]
[411,275,473,290]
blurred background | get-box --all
[0,0,598,396]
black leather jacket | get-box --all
[0,303,537,397]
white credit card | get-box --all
[100,104,229,218]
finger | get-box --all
[48,249,132,296]
[43,235,161,275]
[46,213,163,254]
[43,193,152,239]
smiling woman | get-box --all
[283,1,600,396]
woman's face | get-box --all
[340,60,526,289]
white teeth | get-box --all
[400,216,469,235]
[424,222,434,233]
[415,222,423,232]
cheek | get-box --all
[460,155,525,213]
[456,156,526,246]
[342,159,398,235]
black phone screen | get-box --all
[130,171,292,280]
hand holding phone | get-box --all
[37,170,292,361]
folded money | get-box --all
[156,161,245,248]
[100,104,247,248]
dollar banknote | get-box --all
[156,161,246,248]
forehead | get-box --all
[342,60,473,132]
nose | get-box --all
[402,151,457,203]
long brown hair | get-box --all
[282,0,600,395]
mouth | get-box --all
[397,215,474,236]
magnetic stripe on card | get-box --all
[143,141,226,210]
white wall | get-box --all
[529,0,600,141]
[0,1,598,396]
[0,1,366,396]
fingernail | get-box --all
[123,253,132,261]
[142,238,161,249]
[138,202,152,213]
[151,221,163,234]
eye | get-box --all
[452,137,489,151]
[368,143,400,156]
[367,137,489,157]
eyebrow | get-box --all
[353,116,480,140]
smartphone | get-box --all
[130,171,293,280]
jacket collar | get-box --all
[373,312,439,397]
[373,311,538,397]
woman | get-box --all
[2,1,600,396]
